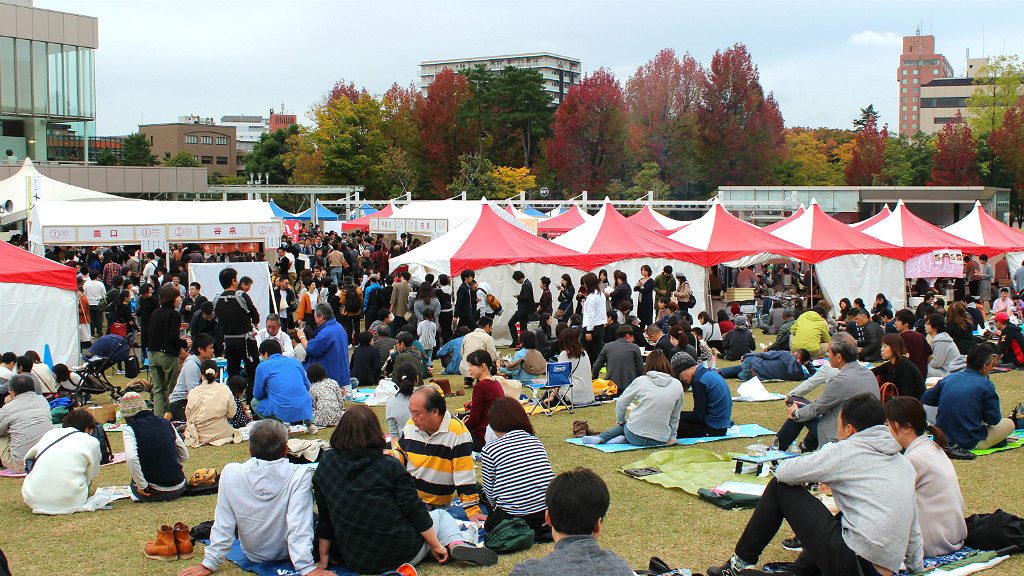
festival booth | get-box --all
[537,204,591,238]
[551,200,708,316]
[27,199,282,256]
[944,200,1024,278]
[668,201,805,315]
[293,201,339,222]
[371,200,488,239]
[767,199,907,315]
[340,201,395,232]
[627,205,688,235]
[388,201,589,342]
[0,158,131,223]
[860,200,982,299]
[0,240,79,366]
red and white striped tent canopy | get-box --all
[537,204,590,237]
[943,200,1024,255]
[552,200,696,267]
[860,199,982,260]
[767,199,903,263]
[626,205,688,235]
[667,201,805,267]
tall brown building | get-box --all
[139,119,239,176]
[897,34,954,136]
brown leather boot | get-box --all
[173,522,193,560]
[144,525,178,561]
[433,378,453,396]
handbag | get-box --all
[109,321,128,337]
[484,518,534,553]
[79,323,92,342]
[124,355,141,379]
[188,468,219,488]
[24,431,78,473]
[553,308,566,321]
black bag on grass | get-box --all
[965,509,1024,551]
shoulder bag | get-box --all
[24,431,78,473]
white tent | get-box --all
[371,199,490,238]
[0,241,80,366]
[0,158,129,222]
[28,199,281,251]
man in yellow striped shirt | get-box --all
[397,387,484,520]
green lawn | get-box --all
[2,334,1022,576]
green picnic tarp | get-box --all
[619,448,770,495]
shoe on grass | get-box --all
[782,536,802,551]
[144,525,178,561]
[944,444,977,460]
[449,544,498,566]
[306,424,319,435]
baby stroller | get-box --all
[68,334,133,404]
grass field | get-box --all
[2,332,1022,576]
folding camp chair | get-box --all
[524,361,575,416]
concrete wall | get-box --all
[0,3,98,48]
[0,164,207,195]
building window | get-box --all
[912,123,918,129]
[901,88,907,93]
[216,136,228,145]
[184,135,197,144]
[912,78,919,84]
[901,97,907,103]
[901,106,907,111]
[200,136,213,145]
[201,155,213,164]
[912,106,918,111]
[921,96,967,108]
[933,69,939,74]
[912,97,918,102]
[901,124,907,130]
[901,115,907,120]
[237,156,246,165]
[901,69,907,76]
[913,69,919,75]
[912,114,918,120]
[901,79,907,84]
[216,156,228,165]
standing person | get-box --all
[136,283,159,361]
[339,278,363,344]
[977,254,994,308]
[273,276,297,331]
[416,309,438,363]
[508,271,536,348]
[181,282,207,325]
[537,276,553,321]
[652,265,677,306]
[434,274,455,347]
[459,317,498,388]
[327,242,347,287]
[454,270,477,330]
[556,274,575,321]
[148,285,188,418]
[83,271,107,338]
[580,273,605,364]
[413,282,441,327]
[214,268,260,385]
[634,265,655,329]
[298,303,350,387]
[390,273,413,332]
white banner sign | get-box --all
[43,226,76,244]
[78,225,135,243]
[141,238,169,254]
[199,223,253,239]
[135,225,166,241]
[169,224,200,241]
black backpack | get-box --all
[344,288,362,314]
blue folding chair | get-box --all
[523,361,574,416]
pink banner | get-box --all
[283,220,302,242]
[905,250,964,279]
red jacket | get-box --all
[464,378,504,446]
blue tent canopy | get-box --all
[521,205,547,218]
[348,203,378,220]
[294,201,339,221]
[269,199,298,219]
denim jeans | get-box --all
[409,509,467,564]
[719,357,754,380]
[598,423,664,446]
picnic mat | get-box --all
[565,424,776,452]
[197,539,357,576]
[618,448,770,495]
[0,451,127,478]
[971,429,1024,456]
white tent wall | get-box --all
[1006,252,1024,279]
[814,255,906,317]
[188,263,273,330]
[0,283,79,366]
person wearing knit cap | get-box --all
[120,392,190,502]
[720,315,756,361]
[670,352,733,439]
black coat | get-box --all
[454,283,475,324]
[515,279,536,317]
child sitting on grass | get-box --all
[227,376,251,429]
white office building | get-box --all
[219,115,269,153]
[419,52,581,104]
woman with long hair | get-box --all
[463,350,505,450]
[944,301,979,354]
[556,274,575,320]
[608,270,632,316]
[580,273,605,362]
[385,363,419,447]
[698,311,724,352]
[551,327,594,406]
[884,397,967,557]
[872,333,925,399]
[837,298,853,323]
[634,265,655,329]
[435,274,454,347]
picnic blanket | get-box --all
[197,539,357,576]
[971,430,1024,456]
[0,451,127,478]
[618,448,770,495]
[565,424,776,452]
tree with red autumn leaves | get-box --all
[625,48,704,187]
[545,68,630,194]
[697,44,785,187]
[416,68,476,195]
[929,112,979,186]
[989,96,1024,220]
[844,114,887,185]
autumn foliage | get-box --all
[929,112,979,186]
[417,68,476,194]
[844,116,887,185]
[989,96,1024,193]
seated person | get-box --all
[885,397,967,557]
[925,314,960,379]
[386,363,418,445]
[388,332,424,379]
[481,398,555,539]
[499,331,547,382]
[168,333,217,421]
[991,287,1017,318]
[667,323,697,359]
[534,314,557,359]
[396,388,483,521]
[15,354,54,396]
[120,392,189,502]
[253,339,315,433]
[312,406,497,573]
[718,349,811,382]
[994,311,1024,366]
[671,352,733,439]
[765,309,796,352]
[463,350,505,450]
[508,468,633,576]
[878,309,897,334]
[854,308,884,362]
[51,363,83,392]
[184,361,238,447]
[871,334,925,399]
[22,409,101,514]
[921,344,1015,451]
[708,394,923,576]
[0,352,16,390]
[720,315,756,361]
[0,375,54,471]
[178,420,333,576]
[226,376,252,429]
[349,330,382,388]
[436,327,469,375]
[790,306,830,358]
[552,327,594,407]
[307,363,344,428]
[582,351,683,446]
[647,324,672,359]
[591,325,644,392]
[895,309,931,377]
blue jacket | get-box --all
[362,282,381,312]
[681,366,733,430]
[746,350,807,381]
[437,336,465,375]
[253,354,313,423]
[921,368,1003,449]
[304,318,350,385]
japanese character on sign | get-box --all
[228,226,237,235]
[110,229,118,237]
[93,230,101,238]
[214,227,222,235]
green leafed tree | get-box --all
[966,55,1024,135]
[245,124,299,184]
[94,148,119,166]
[879,132,934,186]
[448,152,498,199]
[309,89,388,194]
[164,150,201,168]
[462,65,553,168]
[625,161,671,199]
[852,104,880,132]
[120,132,157,166]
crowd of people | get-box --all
[0,227,1020,575]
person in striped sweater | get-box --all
[397,387,484,521]
[480,397,555,540]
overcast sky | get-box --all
[41,0,1024,136]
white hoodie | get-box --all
[202,457,316,575]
